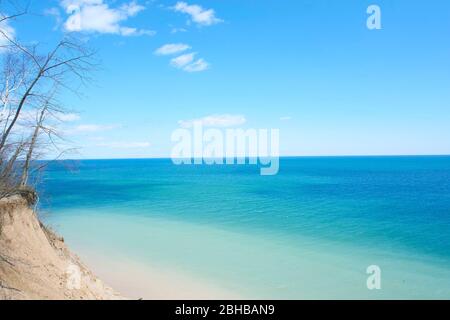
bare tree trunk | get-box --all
[0,141,24,189]
[20,107,46,186]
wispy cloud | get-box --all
[170,27,187,34]
[183,58,209,72]
[3,110,81,136]
[170,52,195,68]
[60,0,154,36]
[280,116,292,121]
[119,27,155,36]
[2,109,80,124]
[156,44,209,72]
[178,114,246,128]
[0,19,16,50]
[120,1,145,16]
[95,141,151,148]
[68,124,120,134]
[172,2,223,26]
[154,43,191,55]
[44,7,63,30]
[54,113,81,122]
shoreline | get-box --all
[77,249,239,300]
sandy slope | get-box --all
[0,196,124,300]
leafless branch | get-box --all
[0,7,97,199]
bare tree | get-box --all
[20,105,46,186]
[0,3,97,200]
[0,37,95,150]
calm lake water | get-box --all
[39,156,450,299]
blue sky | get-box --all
[5,0,450,158]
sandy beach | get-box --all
[81,251,238,300]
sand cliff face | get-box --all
[0,196,123,300]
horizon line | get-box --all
[41,154,450,161]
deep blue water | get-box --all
[40,156,450,260]
[38,156,450,298]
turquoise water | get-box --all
[39,157,450,299]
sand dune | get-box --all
[0,196,123,300]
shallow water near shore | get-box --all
[40,157,450,299]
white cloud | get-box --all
[178,114,246,128]
[280,116,292,121]
[172,2,222,26]
[1,109,80,124]
[44,7,63,29]
[2,110,81,136]
[60,0,153,36]
[183,58,209,72]
[120,1,145,16]
[96,141,151,148]
[154,43,190,55]
[170,27,187,34]
[154,43,209,72]
[0,19,16,49]
[155,44,209,72]
[120,26,155,36]
[170,52,195,68]
[119,26,138,36]
[55,113,81,122]
[69,124,119,133]
[61,0,102,9]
